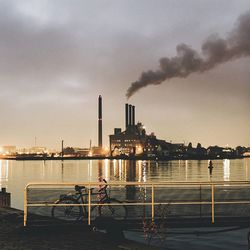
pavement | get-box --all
[0,207,161,250]
[125,223,250,249]
[2,206,250,249]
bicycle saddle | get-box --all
[75,185,85,191]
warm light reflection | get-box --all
[185,160,188,181]
[118,160,122,181]
[138,160,142,182]
[113,159,117,178]
[124,161,127,180]
[104,159,109,180]
[6,160,9,177]
[88,160,92,181]
[0,160,9,188]
[246,159,248,181]
[223,159,230,181]
[42,161,45,177]
[142,161,147,182]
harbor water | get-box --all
[0,158,249,210]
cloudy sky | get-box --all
[0,0,249,149]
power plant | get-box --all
[110,103,157,156]
[98,95,183,158]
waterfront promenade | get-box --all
[0,207,160,250]
[23,181,250,249]
[1,206,250,249]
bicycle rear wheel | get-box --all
[97,198,127,220]
[51,197,83,221]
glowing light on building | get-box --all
[136,144,143,154]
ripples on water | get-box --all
[0,158,249,209]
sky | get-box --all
[0,0,249,150]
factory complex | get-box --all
[88,95,183,159]
[1,95,248,160]
[109,103,182,158]
[102,96,247,160]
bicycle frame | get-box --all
[73,187,110,216]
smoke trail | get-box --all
[126,12,250,99]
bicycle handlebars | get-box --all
[74,179,108,193]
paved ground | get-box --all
[2,206,250,249]
[0,207,162,250]
[125,226,250,249]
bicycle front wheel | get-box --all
[51,197,83,221]
[97,198,127,220]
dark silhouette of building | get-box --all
[109,104,147,156]
[109,104,176,157]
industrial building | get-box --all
[0,145,16,155]
[109,104,175,157]
[109,104,144,156]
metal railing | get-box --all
[24,181,250,227]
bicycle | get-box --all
[51,179,127,221]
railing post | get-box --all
[151,184,155,222]
[211,184,215,224]
[88,184,91,225]
[24,186,28,227]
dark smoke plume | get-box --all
[126,12,250,99]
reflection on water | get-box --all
[125,161,136,201]
[223,159,230,181]
[0,158,249,209]
[138,161,147,182]
[0,160,9,188]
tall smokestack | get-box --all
[128,104,132,126]
[132,105,135,126]
[61,140,64,159]
[125,103,129,129]
[98,95,102,148]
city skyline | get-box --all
[0,1,249,149]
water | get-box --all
[0,158,249,210]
